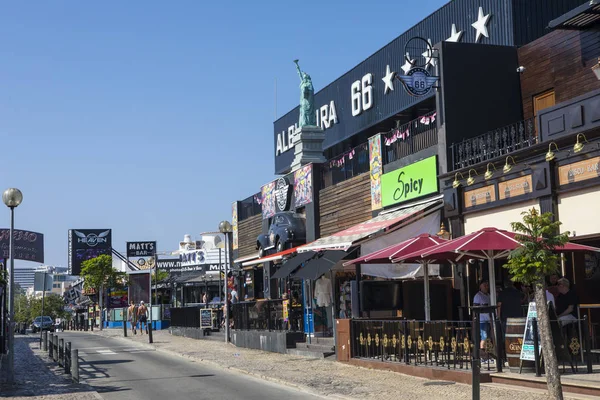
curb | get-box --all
[86,331,354,400]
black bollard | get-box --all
[58,338,64,367]
[71,348,79,383]
[148,321,153,344]
[53,335,59,362]
[48,333,54,358]
[65,342,71,374]
[123,320,127,337]
[43,331,48,351]
[472,312,481,400]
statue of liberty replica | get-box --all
[294,60,316,127]
[289,60,326,172]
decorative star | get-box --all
[401,53,414,74]
[471,7,491,42]
[421,39,437,70]
[382,65,395,94]
[446,24,463,43]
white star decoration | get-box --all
[446,24,463,43]
[382,65,395,94]
[421,39,437,70]
[401,53,414,74]
[471,7,491,42]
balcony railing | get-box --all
[450,118,536,171]
[383,111,438,165]
[321,142,370,189]
[239,193,262,222]
[232,299,303,332]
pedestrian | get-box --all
[138,301,148,334]
[473,280,494,364]
[231,288,238,304]
[128,301,138,335]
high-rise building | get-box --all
[14,266,36,289]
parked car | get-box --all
[257,212,306,257]
[31,316,55,333]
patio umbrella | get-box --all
[343,234,447,321]
[394,227,600,306]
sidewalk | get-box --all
[0,333,100,399]
[92,328,571,400]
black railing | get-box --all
[383,111,438,165]
[321,143,370,189]
[450,118,536,171]
[239,193,262,222]
[351,319,474,370]
[232,299,303,332]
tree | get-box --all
[14,293,69,324]
[81,254,125,330]
[504,209,568,399]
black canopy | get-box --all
[271,251,316,280]
[292,250,348,280]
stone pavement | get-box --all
[0,333,100,399]
[92,328,583,400]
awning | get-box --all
[241,246,301,267]
[271,251,317,280]
[234,254,259,265]
[293,250,349,280]
[549,0,600,30]
[298,197,443,253]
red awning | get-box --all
[343,234,446,266]
[241,246,302,267]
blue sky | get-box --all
[0,0,448,268]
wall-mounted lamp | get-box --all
[436,222,451,240]
[467,169,478,186]
[592,57,600,81]
[574,133,588,153]
[452,172,465,189]
[546,142,559,162]
[503,156,516,174]
[484,163,497,180]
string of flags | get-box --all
[384,112,437,147]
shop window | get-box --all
[533,90,555,134]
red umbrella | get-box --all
[342,234,446,266]
[343,234,447,321]
[394,227,600,306]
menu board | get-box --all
[200,308,213,329]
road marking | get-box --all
[97,349,116,355]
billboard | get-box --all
[68,229,112,276]
[0,229,44,263]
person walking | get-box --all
[138,301,148,335]
[473,280,494,363]
[127,301,138,335]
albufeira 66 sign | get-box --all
[381,156,438,207]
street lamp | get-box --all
[218,221,232,343]
[3,188,22,384]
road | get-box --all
[56,332,321,400]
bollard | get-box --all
[71,348,79,383]
[58,338,64,366]
[53,335,59,362]
[43,331,48,351]
[65,342,71,374]
[48,333,54,358]
[90,320,93,331]
[123,320,127,337]
[148,321,153,344]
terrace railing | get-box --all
[450,118,536,171]
[232,299,303,332]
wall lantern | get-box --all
[574,133,588,153]
[452,172,465,189]
[503,156,516,174]
[436,222,451,240]
[592,57,600,81]
[466,169,478,186]
[546,142,559,162]
[484,163,497,180]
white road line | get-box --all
[96,349,116,355]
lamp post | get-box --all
[3,188,23,384]
[218,220,232,343]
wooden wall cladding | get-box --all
[237,214,262,259]
[319,173,372,237]
[519,29,600,120]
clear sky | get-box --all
[1,0,448,268]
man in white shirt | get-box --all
[473,280,492,362]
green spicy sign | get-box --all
[381,156,438,207]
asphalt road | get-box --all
[56,332,321,400]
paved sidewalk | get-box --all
[91,328,565,400]
[0,334,100,399]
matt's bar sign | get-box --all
[126,241,156,258]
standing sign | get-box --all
[68,229,112,276]
[380,156,438,208]
[520,302,541,361]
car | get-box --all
[257,212,306,257]
[31,316,55,333]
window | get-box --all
[533,90,555,133]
